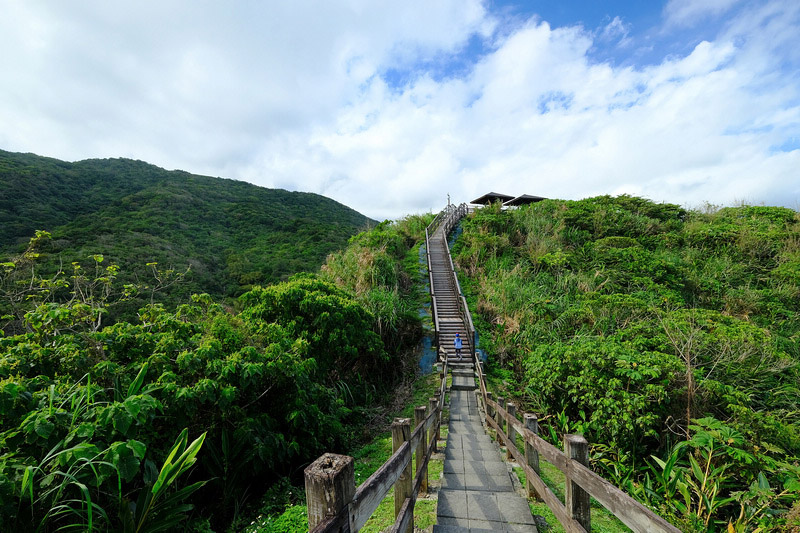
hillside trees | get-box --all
[0,212,431,531]
[0,149,375,317]
[452,196,800,530]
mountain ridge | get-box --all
[0,148,375,305]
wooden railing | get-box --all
[304,360,449,533]
[424,221,439,347]
[472,345,680,532]
[424,203,473,355]
[444,219,475,359]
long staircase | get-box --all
[304,203,680,533]
[428,206,537,532]
[428,224,472,365]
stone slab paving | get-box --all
[434,388,537,533]
[451,373,476,390]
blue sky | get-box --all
[0,0,798,219]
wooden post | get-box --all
[506,402,517,460]
[304,453,355,530]
[495,396,505,434]
[429,397,439,451]
[392,418,413,533]
[414,406,428,494]
[524,414,541,500]
[564,434,591,531]
[433,391,442,441]
[486,391,494,418]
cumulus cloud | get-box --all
[663,0,743,28]
[0,0,798,219]
[252,2,799,218]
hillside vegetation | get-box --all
[453,196,800,531]
[0,149,373,312]
[0,209,432,532]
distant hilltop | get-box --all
[0,148,375,305]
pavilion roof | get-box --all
[504,194,547,206]
[470,192,515,205]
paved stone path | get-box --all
[434,383,537,532]
[429,207,536,532]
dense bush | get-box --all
[453,196,800,530]
[321,214,433,351]
[0,214,430,531]
[0,286,380,530]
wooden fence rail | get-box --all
[474,360,680,532]
[305,360,448,533]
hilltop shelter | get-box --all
[504,194,547,206]
[470,192,514,205]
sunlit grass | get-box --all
[353,371,445,532]
[513,462,632,533]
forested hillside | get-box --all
[0,150,374,309]
[0,208,431,532]
[453,197,800,531]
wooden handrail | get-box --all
[305,359,448,533]
[306,203,462,532]
[483,398,681,533]
[426,227,439,346]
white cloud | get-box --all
[597,16,632,48]
[0,1,798,219]
[663,0,743,28]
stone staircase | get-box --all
[429,214,537,532]
[434,365,537,532]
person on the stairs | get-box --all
[454,333,463,360]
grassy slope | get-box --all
[0,149,374,304]
[452,197,800,530]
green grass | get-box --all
[513,462,632,533]
[354,371,445,532]
[486,411,630,533]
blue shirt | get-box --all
[454,336,463,349]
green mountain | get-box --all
[0,187,427,532]
[0,149,375,303]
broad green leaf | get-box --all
[128,439,147,459]
[75,423,95,439]
[116,448,141,483]
[35,417,55,439]
[128,362,150,398]
[113,408,133,436]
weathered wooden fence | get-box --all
[304,360,449,533]
[474,360,680,533]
